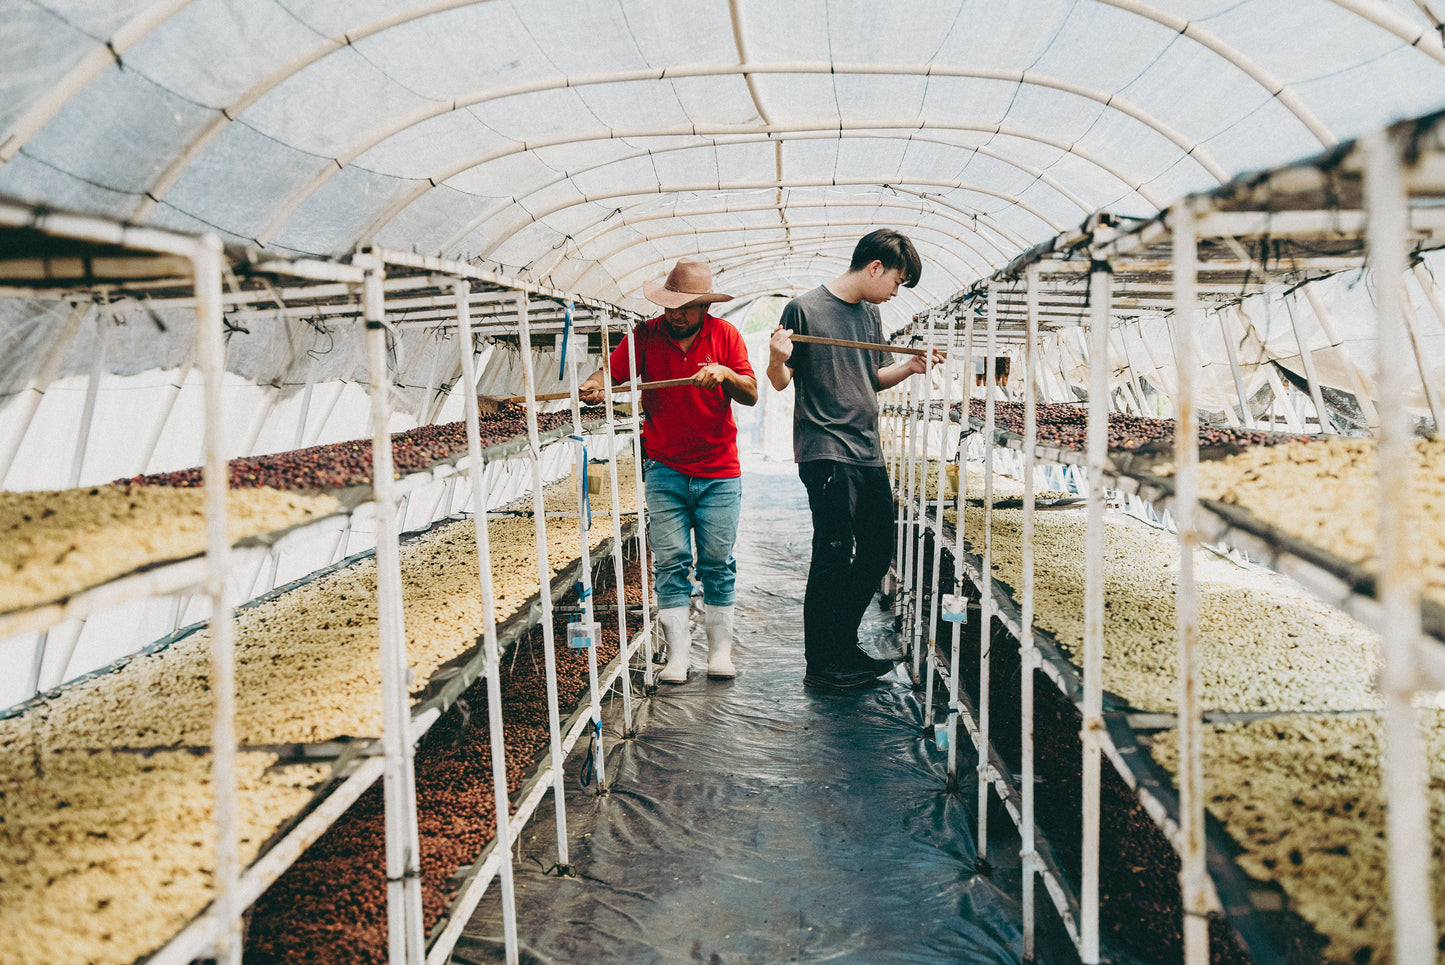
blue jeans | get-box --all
[644,460,742,610]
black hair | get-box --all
[848,229,922,288]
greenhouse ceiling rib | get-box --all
[1092,0,1336,145]
[255,64,1228,248]
[0,0,194,165]
[129,0,501,220]
[436,127,1152,260]
[578,226,969,297]
[568,223,978,292]
[119,0,1341,225]
[1327,0,1445,65]
[525,198,1015,284]
[483,184,1027,271]
[597,237,959,303]
[461,174,1058,268]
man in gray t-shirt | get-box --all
[766,229,940,692]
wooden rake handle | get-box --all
[788,333,946,358]
[501,376,695,404]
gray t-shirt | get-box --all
[782,284,890,466]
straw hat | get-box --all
[642,258,734,309]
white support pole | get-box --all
[903,373,921,676]
[131,326,199,479]
[912,316,935,685]
[599,313,637,736]
[307,379,347,447]
[923,311,944,731]
[624,321,655,688]
[1215,307,1254,429]
[564,304,608,793]
[978,288,998,861]
[1021,263,1040,962]
[1111,327,1147,418]
[517,292,573,869]
[360,253,425,965]
[68,311,111,488]
[1301,285,1380,429]
[293,371,317,451]
[416,327,444,426]
[1081,263,1110,965]
[946,309,976,786]
[1172,205,1210,965]
[1260,361,1306,433]
[892,380,910,626]
[0,300,88,487]
[193,236,240,965]
[454,280,519,965]
[1363,129,1435,965]
[930,310,956,745]
[1283,295,1336,433]
[1398,287,1444,437]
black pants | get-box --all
[798,460,895,671]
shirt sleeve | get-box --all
[607,323,646,383]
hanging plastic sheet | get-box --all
[453,461,1080,965]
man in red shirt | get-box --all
[580,258,757,683]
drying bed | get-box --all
[0,403,622,637]
[0,463,638,965]
[1147,713,1445,965]
[916,466,1445,964]
[934,464,1380,714]
[116,403,606,491]
[953,399,1309,453]
[0,485,339,613]
[244,553,643,965]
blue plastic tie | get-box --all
[570,435,592,530]
[559,299,574,380]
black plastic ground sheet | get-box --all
[453,461,1080,965]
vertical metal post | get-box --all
[892,381,909,626]
[1021,263,1040,962]
[454,280,519,965]
[518,292,573,868]
[599,313,636,735]
[624,321,655,687]
[26,630,47,698]
[0,300,88,487]
[912,316,935,687]
[194,236,239,965]
[946,309,975,787]
[1301,285,1380,429]
[564,305,607,793]
[1259,360,1306,433]
[930,310,956,746]
[308,379,347,447]
[1364,129,1435,965]
[1081,263,1111,965]
[68,311,110,487]
[136,335,197,478]
[293,370,317,450]
[902,373,921,676]
[923,312,944,730]
[1398,287,1444,437]
[1173,204,1209,965]
[361,253,425,965]
[1215,307,1254,429]
[978,288,998,860]
[1283,295,1336,433]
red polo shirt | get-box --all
[608,314,754,478]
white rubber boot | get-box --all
[657,606,692,684]
[704,603,736,679]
